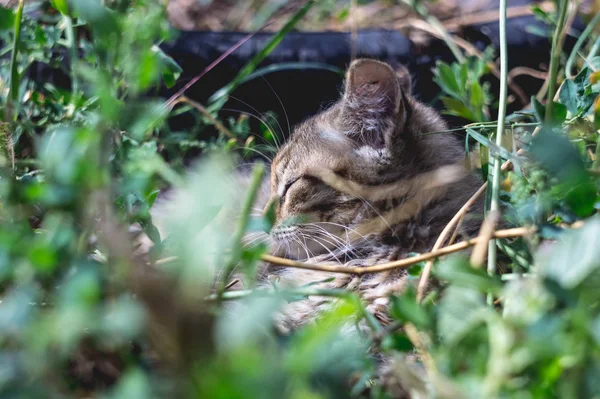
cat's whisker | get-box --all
[298,232,317,259]
[309,221,368,241]
[307,233,347,258]
[307,230,359,259]
[356,197,394,237]
[231,126,281,150]
[291,236,311,261]
[243,233,269,248]
[301,223,362,258]
[237,146,274,163]
[301,225,348,250]
[223,101,283,150]
[299,233,343,264]
[261,75,291,141]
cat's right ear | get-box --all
[395,64,412,95]
[339,59,408,149]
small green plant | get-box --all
[433,48,495,123]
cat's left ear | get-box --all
[339,59,408,148]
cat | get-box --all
[133,58,484,397]
[256,58,484,331]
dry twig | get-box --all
[173,96,236,139]
[261,226,532,276]
[416,183,488,302]
[470,211,500,268]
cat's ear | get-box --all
[340,59,408,148]
[395,64,412,94]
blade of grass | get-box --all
[217,163,266,299]
[208,0,316,104]
[239,62,344,85]
[465,128,517,163]
[5,0,24,122]
[165,33,258,107]
[63,14,79,107]
[566,12,600,79]
[544,0,569,126]
[588,35,600,59]
[487,0,509,304]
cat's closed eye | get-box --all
[280,176,301,201]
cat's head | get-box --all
[267,59,454,260]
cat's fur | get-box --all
[258,59,483,331]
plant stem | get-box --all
[217,163,265,298]
[588,35,600,59]
[63,15,79,106]
[487,0,509,303]
[566,13,600,79]
[544,0,569,126]
[5,0,24,122]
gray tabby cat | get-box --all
[258,59,483,330]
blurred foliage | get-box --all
[0,0,599,398]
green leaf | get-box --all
[435,62,460,97]
[381,332,414,352]
[69,0,119,40]
[6,0,24,121]
[466,128,517,163]
[530,128,595,216]
[109,369,152,399]
[50,0,69,15]
[0,7,15,31]
[434,255,503,295]
[540,216,600,289]
[438,286,488,346]
[389,287,431,330]
[459,62,469,89]
[154,46,182,89]
[532,96,545,123]
[531,97,567,125]
[470,81,485,109]
[441,97,477,121]
[573,67,591,92]
[550,102,567,125]
[28,243,58,274]
[559,79,578,115]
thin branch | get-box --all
[470,211,499,269]
[416,182,488,302]
[165,32,258,107]
[261,227,532,276]
[173,96,237,139]
[440,1,554,32]
[508,66,548,81]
